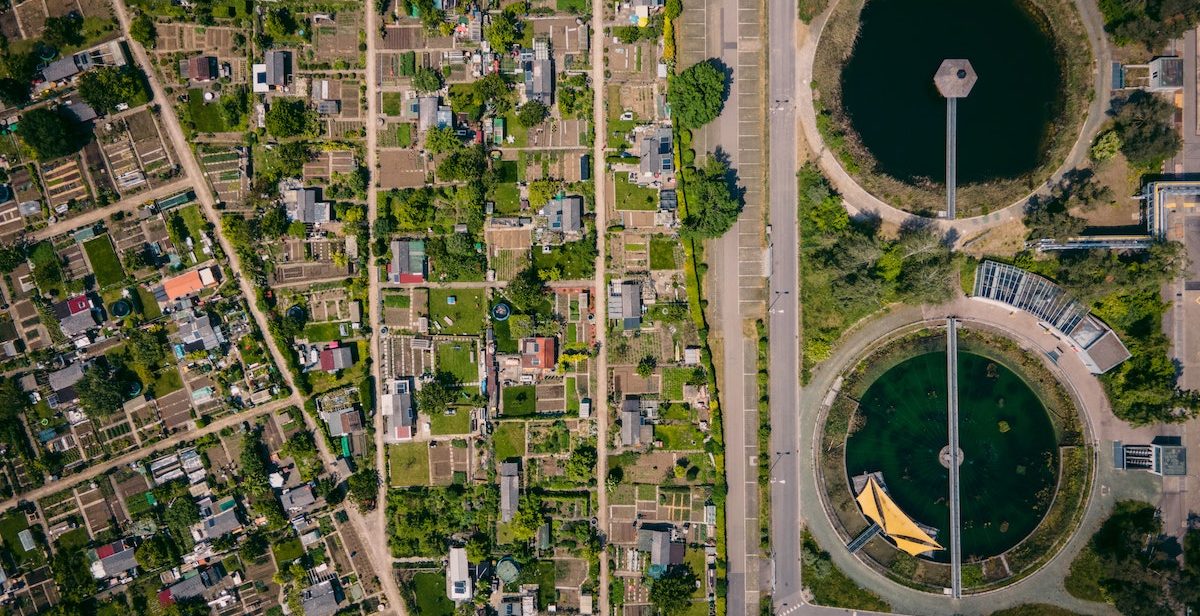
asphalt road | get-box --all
[765,0,805,613]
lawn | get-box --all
[501,385,537,417]
[151,367,184,397]
[650,236,679,270]
[615,175,659,211]
[389,443,431,487]
[304,321,347,342]
[382,92,404,116]
[136,286,162,319]
[662,367,693,401]
[531,236,596,279]
[28,242,65,297]
[430,407,471,435]
[493,421,526,460]
[436,341,478,384]
[272,536,304,564]
[0,511,34,563]
[655,424,704,450]
[83,235,126,288]
[502,112,529,146]
[429,288,486,335]
[186,89,231,133]
[383,292,411,308]
[492,316,518,353]
[177,204,208,242]
[381,123,413,147]
[409,572,456,616]
[491,182,521,215]
[556,0,588,11]
[564,376,579,412]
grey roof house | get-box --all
[301,579,340,616]
[382,378,417,442]
[281,485,317,512]
[639,127,674,183]
[608,280,644,330]
[285,187,331,224]
[177,310,225,353]
[542,195,583,234]
[265,50,291,87]
[499,462,520,522]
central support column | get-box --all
[946,318,962,599]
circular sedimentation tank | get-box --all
[844,350,1058,562]
[839,0,1062,185]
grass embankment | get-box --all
[810,0,1092,216]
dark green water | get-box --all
[840,0,1062,184]
[845,351,1058,561]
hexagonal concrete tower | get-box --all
[934,59,977,99]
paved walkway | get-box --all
[794,0,1112,240]
[797,296,1163,615]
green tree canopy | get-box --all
[507,266,549,310]
[649,565,698,615]
[18,107,87,161]
[42,13,84,50]
[76,365,127,417]
[425,125,462,154]
[679,158,741,239]
[1099,0,1200,49]
[265,98,315,138]
[412,67,444,93]
[415,371,460,415]
[0,77,29,106]
[275,141,312,176]
[130,12,158,48]
[348,468,380,510]
[516,100,548,127]
[126,327,166,368]
[668,59,728,129]
[135,534,179,571]
[1111,90,1181,167]
[565,444,597,483]
[485,9,523,51]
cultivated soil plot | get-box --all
[388,335,434,379]
[198,147,247,207]
[155,388,194,431]
[327,119,364,141]
[314,14,361,64]
[154,23,239,54]
[57,243,90,280]
[376,25,428,51]
[14,1,48,39]
[378,149,426,189]
[41,157,90,209]
[303,149,356,181]
[0,12,20,41]
[100,125,146,192]
[127,108,174,177]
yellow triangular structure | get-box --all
[855,476,943,557]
